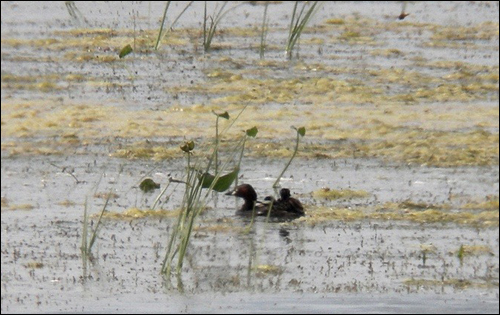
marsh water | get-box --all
[1,1,499,313]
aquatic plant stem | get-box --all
[259,2,269,59]
[161,112,255,278]
[155,1,171,50]
[155,1,194,50]
[203,1,244,52]
[81,188,111,267]
[273,127,305,188]
[212,111,229,174]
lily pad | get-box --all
[246,126,258,138]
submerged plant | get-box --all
[286,1,322,60]
[273,126,306,188]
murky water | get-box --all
[1,1,499,313]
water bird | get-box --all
[225,184,304,219]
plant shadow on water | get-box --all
[1,1,499,313]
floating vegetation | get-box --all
[463,197,499,210]
[193,223,244,234]
[453,244,494,257]
[57,199,77,207]
[1,2,498,308]
[1,197,8,208]
[118,44,133,58]
[312,187,370,200]
[0,0,497,234]
[113,145,182,160]
[403,278,497,290]
[430,22,499,41]
[379,201,450,211]
[305,204,498,228]
[4,203,35,211]
[2,99,497,166]
[24,261,44,269]
[98,208,181,219]
[254,264,283,276]
[139,178,161,193]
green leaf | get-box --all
[200,172,215,188]
[119,44,133,58]
[246,126,258,138]
[139,178,160,193]
[199,167,239,192]
[213,110,230,119]
[292,126,306,137]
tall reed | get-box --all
[259,2,270,59]
[203,1,243,52]
[155,1,194,50]
[161,108,255,278]
[81,190,111,266]
[285,1,321,60]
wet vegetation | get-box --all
[1,2,498,311]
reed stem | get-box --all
[273,127,305,188]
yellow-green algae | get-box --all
[193,223,245,234]
[1,16,498,168]
[57,199,77,207]
[24,261,44,269]
[3,203,35,211]
[176,64,497,105]
[1,197,8,208]
[403,278,498,290]
[313,187,370,200]
[96,207,181,219]
[430,22,499,41]
[463,198,499,210]
[300,201,498,228]
[254,264,283,276]
[93,209,246,234]
[2,95,498,166]
[452,244,494,257]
